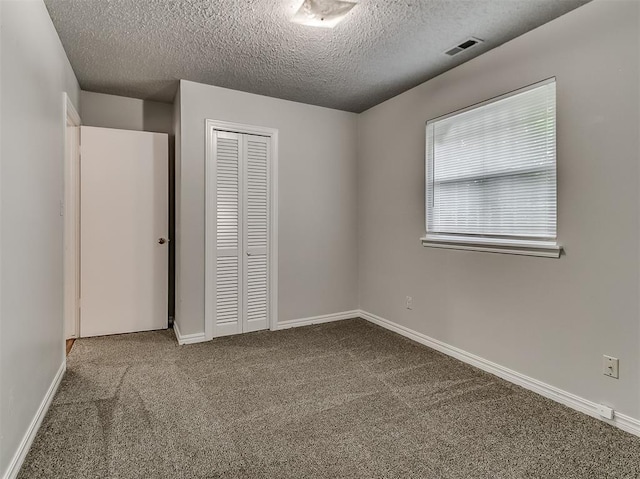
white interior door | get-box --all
[80,126,168,337]
[209,130,271,338]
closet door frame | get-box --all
[205,119,279,341]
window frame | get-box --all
[422,78,562,258]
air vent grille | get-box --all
[445,37,483,56]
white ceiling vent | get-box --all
[445,37,483,56]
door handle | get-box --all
[246,252,253,256]
[158,238,170,245]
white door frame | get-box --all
[63,93,81,339]
[204,119,279,341]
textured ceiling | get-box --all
[44,0,591,112]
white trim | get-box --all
[423,234,559,250]
[175,311,357,342]
[173,321,207,345]
[615,412,640,437]
[203,119,278,138]
[64,93,80,126]
[63,93,81,340]
[358,310,640,437]
[426,77,555,125]
[205,119,279,341]
[421,236,562,258]
[276,310,359,330]
[3,361,66,479]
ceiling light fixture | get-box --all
[292,0,357,28]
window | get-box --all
[423,78,561,258]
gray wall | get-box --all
[357,0,640,418]
[0,0,80,475]
[177,80,358,335]
[80,91,173,134]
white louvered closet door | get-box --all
[211,130,270,338]
[213,131,243,337]
[243,135,270,333]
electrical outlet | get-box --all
[405,296,413,310]
[603,355,619,379]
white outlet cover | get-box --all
[405,296,413,310]
[603,355,619,379]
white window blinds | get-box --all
[426,79,557,244]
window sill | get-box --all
[420,235,562,258]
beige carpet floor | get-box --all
[18,319,640,478]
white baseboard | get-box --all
[358,310,640,438]
[3,360,66,479]
[173,321,206,345]
[174,311,358,344]
[276,310,359,330]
